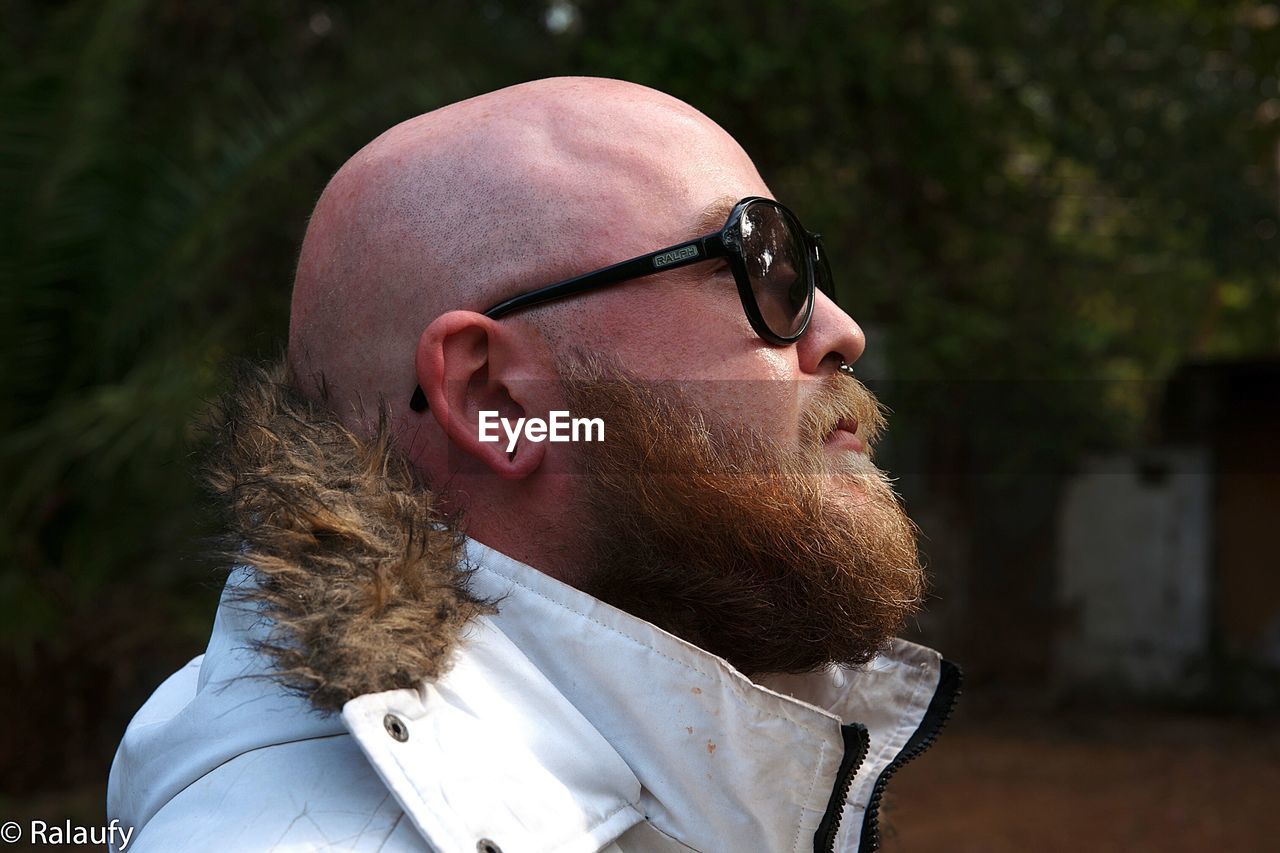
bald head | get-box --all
[287,77,763,426]
[284,76,873,584]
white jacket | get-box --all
[107,362,959,853]
[109,540,958,853]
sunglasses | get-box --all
[410,196,830,412]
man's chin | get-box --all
[822,473,871,502]
[819,446,884,479]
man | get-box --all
[109,77,959,852]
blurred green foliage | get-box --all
[0,0,1277,791]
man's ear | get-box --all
[414,310,548,480]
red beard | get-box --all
[559,361,925,676]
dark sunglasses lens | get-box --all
[740,202,812,340]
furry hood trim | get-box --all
[204,359,492,712]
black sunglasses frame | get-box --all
[410,196,828,412]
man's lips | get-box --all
[824,417,865,453]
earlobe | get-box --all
[414,310,549,480]
[498,431,546,480]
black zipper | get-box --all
[813,723,870,853]
[856,658,963,853]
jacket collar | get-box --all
[335,537,947,850]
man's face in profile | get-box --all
[496,191,926,679]
[289,78,925,676]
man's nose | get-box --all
[796,289,866,374]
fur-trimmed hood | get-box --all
[204,359,491,711]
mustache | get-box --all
[799,372,889,453]
[554,354,892,469]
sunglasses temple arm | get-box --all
[483,234,726,320]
